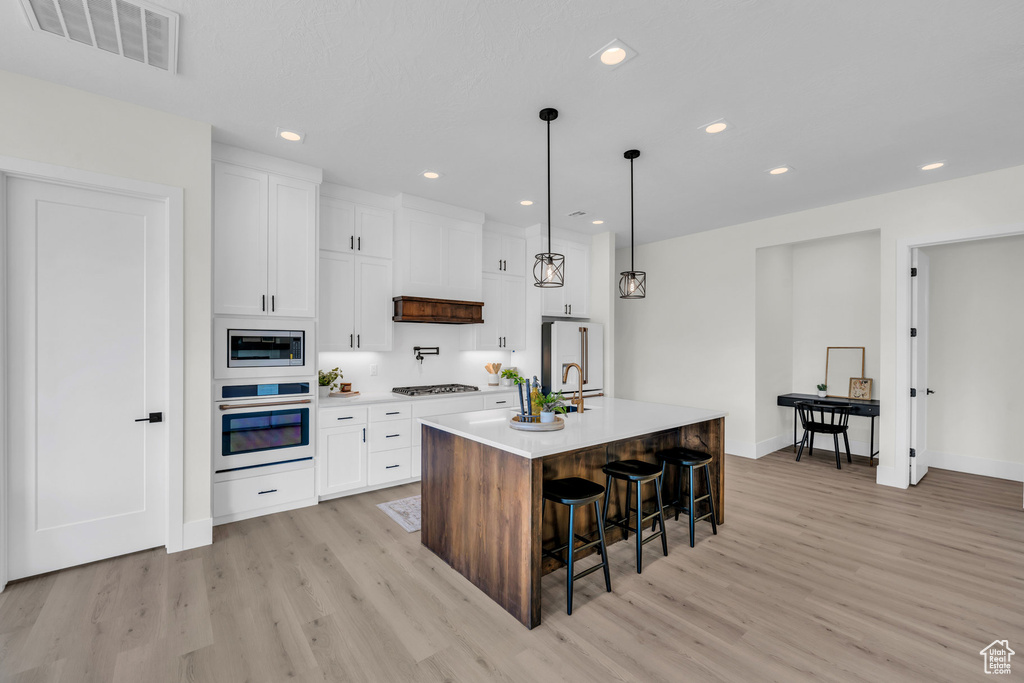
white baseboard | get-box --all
[927,451,1024,482]
[754,433,877,459]
[875,465,906,488]
[725,438,755,459]
[181,518,213,550]
[754,433,793,459]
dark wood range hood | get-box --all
[392,296,484,324]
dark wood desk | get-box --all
[777,393,880,465]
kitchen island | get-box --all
[419,397,726,628]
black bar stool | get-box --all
[656,448,718,547]
[542,477,612,615]
[601,459,668,573]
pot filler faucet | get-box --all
[562,363,584,414]
[414,346,440,364]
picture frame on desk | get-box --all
[849,377,872,400]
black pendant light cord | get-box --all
[546,117,552,253]
[629,155,635,272]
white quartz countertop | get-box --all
[318,384,517,408]
[419,397,727,459]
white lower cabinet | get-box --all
[214,467,316,521]
[318,423,368,496]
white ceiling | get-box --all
[3,1,1024,246]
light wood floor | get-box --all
[1,449,1021,682]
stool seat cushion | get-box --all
[657,447,712,467]
[543,477,606,505]
[602,459,662,480]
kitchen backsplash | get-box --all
[319,323,521,394]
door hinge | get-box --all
[909,448,916,458]
[910,388,917,397]
[910,327,917,337]
[911,267,917,277]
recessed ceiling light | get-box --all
[276,127,304,142]
[702,119,730,134]
[920,161,945,171]
[592,220,604,225]
[601,48,626,65]
[590,39,637,69]
[520,200,534,206]
[768,166,792,175]
[422,170,442,179]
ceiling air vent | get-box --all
[20,0,179,73]
[567,210,587,217]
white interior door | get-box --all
[910,249,930,485]
[6,177,168,579]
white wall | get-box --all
[320,323,512,395]
[754,244,794,455]
[589,232,617,396]
[616,162,1024,486]
[0,70,213,523]
[922,235,1024,481]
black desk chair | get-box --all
[795,402,852,469]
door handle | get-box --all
[926,388,935,395]
[262,294,266,312]
[362,428,366,442]
[350,333,354,349]
[357,334,360,348]
[271,295,275,312]
[135,412,163,423]
[358,236,361,251]
[350,235,354,250]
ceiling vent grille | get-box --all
[21,0,178,73]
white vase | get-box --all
[501,377,513,387]
[540,411,555,423]
[319,386,330,398]
[817,390,827,398]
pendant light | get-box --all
[533,108,564,288]
[618,149,646,299]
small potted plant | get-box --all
[817,383,827,398]
[537,391,567,423]
[500,368,520,387]
[319,367,343,398]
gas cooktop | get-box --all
[392,383,480,397]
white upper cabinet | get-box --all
[394,195,484,301]
[464,228,527,351]
[320,195,394,259]
[268,175,317,318]
[213,163,269,316]
[212,145,321,319]
[482,231,526,276]
[319,186,395,352]
[541,237,590,318]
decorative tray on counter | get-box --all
[328,391,361,398]
[509,414,564,432]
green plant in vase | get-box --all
[500,368,521,387]
[537,391,567,422]
[319,367,343,396]
[817,383,827,398]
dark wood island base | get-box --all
[421,417,725,628]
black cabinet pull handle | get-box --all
[262,294,266,311]
[362,428,366,442]
[357,334,360,348]
[350,235,354,249]
[350,333,354,348]
[358,236,361,250]
[495,400,507,404]
[135,412,163,423]
[386,411,400,415]
[258,489,277,495]
[386,434,400,438]
[271,295,275,312]
[337,416,353,420]
[385,464,400,469]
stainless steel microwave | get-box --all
[227,329,305,368]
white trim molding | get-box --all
[212,143,323,184]
[182,518,214,550]
[927,451,1024,483]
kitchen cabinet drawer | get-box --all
[484,394,515,410]
[369,402,411,422]
[412,395,485,418]
[213,467,314,518]
[370,419,412,452]
[320,405,367,425]
[368,448,412,485]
